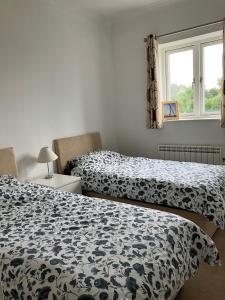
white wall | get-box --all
[112,0,225,158]
[1,0,225,179]
[0,0,116,178]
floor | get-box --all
[177,229,225,300]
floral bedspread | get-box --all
[0,175,219,299]
[67,151,225,228]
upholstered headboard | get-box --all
[0,147,18,177]
[54,132,102,174]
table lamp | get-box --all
[37,147,58,179]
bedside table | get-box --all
[29,174,82,194]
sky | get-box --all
[169,43,223,89]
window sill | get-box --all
[163,116,220,122]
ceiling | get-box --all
[73,0,186,18]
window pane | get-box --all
[203,43,223,113]
[168,49,194,114]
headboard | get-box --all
[54,132,102,174]
[0,147,18,177]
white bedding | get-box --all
[0,175,219,299]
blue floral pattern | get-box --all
[67,151,225,228]
[0,175,219,299]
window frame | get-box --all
[165,45,196,117]
[159,31,223,120]
[200,39,223,116]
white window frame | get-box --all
[159,31,223,120]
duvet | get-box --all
[67,151,225,228]
[0,175,219,300]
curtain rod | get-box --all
[144,18,224,42]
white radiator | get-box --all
[158,144,222,165]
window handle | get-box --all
[192,78,196,88]
[200,77,203,85]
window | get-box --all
[160,32,223,120]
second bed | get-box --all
[54,132,225,237]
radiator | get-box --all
[158,144,222,165]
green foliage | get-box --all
[170,78,222,114]
[171,84,193,114]
[205,78,222,112]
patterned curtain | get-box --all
[146,34,162,129]
[221,21,225,128]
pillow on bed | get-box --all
[64,151,124,174]
[64,154,86,175]
[0,175,18,185]
[0,175,20,201]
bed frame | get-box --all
[54,132,102,174]
[0,147,18,177]
[0,147,17,298]
[54,132,217,237]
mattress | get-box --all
[66,151,225,229]
[0,175,219,300]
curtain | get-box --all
[146,34,162,129]
[221,21,225,128]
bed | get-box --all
[0,147,18,177]
[0,147,18,299]
[0,147,220,299]
[54,132,225,237]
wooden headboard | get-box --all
[54,132,102,174]
[0,147,18,177]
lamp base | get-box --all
[45,174,54,179]
[45,162,54,179]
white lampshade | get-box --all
[37,147,58,163]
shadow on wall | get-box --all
[17,154,37,179]
[52,141,59,174]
